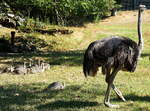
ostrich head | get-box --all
[139,5,146,12]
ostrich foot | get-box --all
[112,84,126,102]
[104,102,120,108]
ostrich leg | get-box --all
[104,67,120,108]
[105,67,125,103]
[112,84,126,102]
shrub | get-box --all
[4,0,117,26]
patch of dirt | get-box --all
[101,10,150,24]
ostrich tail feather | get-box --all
[83,48,98,77]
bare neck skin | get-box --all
[137,9,144,51]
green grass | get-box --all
[0,11,150,111]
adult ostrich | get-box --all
[83,5,146,108]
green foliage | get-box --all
[5,0,116,26]
[18,18,47,33]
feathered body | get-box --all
[83,36,139,77]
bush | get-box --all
[4,0,116,26]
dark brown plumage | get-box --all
[83,5,146,108]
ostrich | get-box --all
[83,5,146,108]
[13,62,27,74]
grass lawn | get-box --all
[0,10,150,111]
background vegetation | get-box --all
[2,0,118,26]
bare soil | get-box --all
[101,10,150,24]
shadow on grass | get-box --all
[37,100,99,110]
[112,93,150,102]
[124,94,150,102]
[0,84,51,102]
[0,83,100,111]
[141,53,150,57]
[0,50,84,66]
[47,50,84,66]
[0,83,60,110]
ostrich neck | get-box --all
[138,10,143,51]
